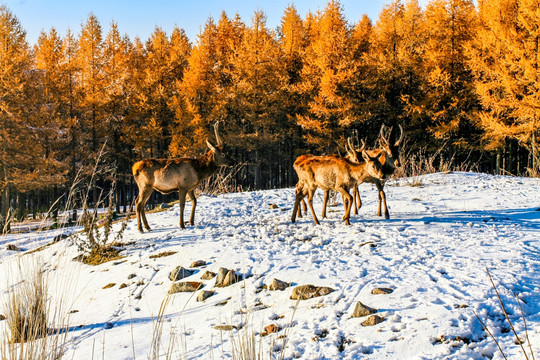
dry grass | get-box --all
[1,260,70,360]
[149,251,177,259]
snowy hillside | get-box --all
[1,172,539,359]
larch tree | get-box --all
[468,0,540,174]
[414,0,479,156]
[0,5,35,231]
[178,18,220,152]
[33,28,69,191]
[296,0,357,153]
[229,10,286,188]
[278,5,308,184]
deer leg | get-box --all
[292,185,307,223]
[178,189,188,229]
[306,187,320,225]
[376,181,390,219]
[338,187,353,225]
[295,184,304,218]
[321,190,329,218]
[188,190,197,226]
[353,186,361,215]
[135,187,153,232]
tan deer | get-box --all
[295,138,362,219]
[291,151,386,226]
[132,123,232,232]
[349,125,403,218]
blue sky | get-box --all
[4,0,394,44]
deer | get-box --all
[347,125,403,219]
[291,150,386,226]
[132,122,232,232]
[295,139,362,220]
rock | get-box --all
[201,270,216,280]
[352,302,377,318]
[190,260,207,268]
[53,233,69,242]
[213,324,239,331]
[6,244,21,251]
[265,324,279,334]
[0,314,5,321]
[103,283,116,289]
[371,287,394,295]
[215,267,240,287]
[269,204,279,209]
[169,266,194,281]
[361,315,385,327]
[119,283,128,289]
[269,278,290,291]
[127,273,137,279]
[169,281,203,294]
[104,322,114,329]
[197,290,215,302]
[290,285,334,300]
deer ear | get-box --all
[206,139,217,152]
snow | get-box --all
[1,172,539,359]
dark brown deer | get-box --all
[291,151,386,225]
[132,123,232,232]
[349,125,403,219]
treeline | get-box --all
[1,0,539,228]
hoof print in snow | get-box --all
[269,203,279,209]
[190,260,207,268]
[290,284,334,300]
[201,270,217,280]
[215,267,240,287]
[351,302,377,318]
[371,287,393,295]
[168,266,194,281]
[361,315,385,327]
[268,278,290,291]
[197,290,216,302]
[262,323,279,336]
[169,281,203,294]
[213,324,239,331]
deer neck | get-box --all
[195,150,219,180]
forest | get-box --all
[1,0,539,232]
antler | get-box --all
[379,125,390,146]
[213,122,223,147]
[395,124,404,146]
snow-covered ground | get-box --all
[1,172,539,359]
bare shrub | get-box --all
[473,268,536,360]
[199,162,247,196]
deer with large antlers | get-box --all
[349,124,404,219]
[291,151,386,226]
[132,123,232,232]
